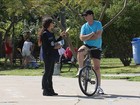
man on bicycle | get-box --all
[77,10,104,94]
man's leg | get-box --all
[77,45,88,76]
[92,58,101,86]
[92,58,104,94]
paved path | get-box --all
[0,76,140,105]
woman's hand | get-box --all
[54,43,61,49]
[60,31,68,38]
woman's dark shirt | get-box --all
[41,30,62,60]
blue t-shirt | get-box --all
[80,20,103,48]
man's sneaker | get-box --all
[76,68,82,77]
[96,87,104,94]
[76,70,80,76]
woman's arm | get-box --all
[56,36,63,42]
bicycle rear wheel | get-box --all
[78,66,98,96]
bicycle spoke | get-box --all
[78,66,98,96]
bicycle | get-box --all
[78,47,99,96]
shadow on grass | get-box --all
[101,66,123,69]
[129,64,140,68]
[0,67,19,71]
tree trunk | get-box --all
[0,32,2,58]
[120,57,132,66]
[59,7,67,49]
[54,14,77,60]
[99,0,109,21]
[103,0,127,29]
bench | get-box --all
[59,56,78,71]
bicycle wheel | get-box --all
[78,66,98,96]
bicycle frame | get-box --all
[84,47,101,67]
[78,47,100,96]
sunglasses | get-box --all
[83,14,90,17]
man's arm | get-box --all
[80,32,95,41]
[90,30,103,40]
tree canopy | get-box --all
[0,0,140,66]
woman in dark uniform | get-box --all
[38,18,66,96]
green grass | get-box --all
[101,58,140,74]
[0,68,43,76]
[0,58,140,81]
[100,58,140,81]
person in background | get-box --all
[17,35,24,65]
[63,47,77,61]
[4,36,13,67]
[58,48,65,63]
[22,32,33,68]
[38,17,67,96]
[38,28,44,62]
[39,46,43,61]
[64,47,73,61]
[17,35,24,53]
[77,10,104,94]
[57,40,65,63]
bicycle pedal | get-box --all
[90,81,95,84]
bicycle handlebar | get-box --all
[78,47,101,52]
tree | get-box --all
[0,0,42,60]
[0,0,130,66]
[41,0,128,60]
[103,0,140,66]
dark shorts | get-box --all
[85,44,102,60]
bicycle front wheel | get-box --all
[78,66,98,96]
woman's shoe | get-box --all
[50,89,58,96]
[51,92,58,96]
[43,90,53,96]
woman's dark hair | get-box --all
[38,18,53,46]
[42,18,53,29]
[23,31,30,40]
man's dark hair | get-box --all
[81,10,94,16]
